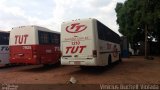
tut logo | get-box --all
[1,46,9,51]
[15,34,29,44]
[66,23,87,33]
[65,45,86,54]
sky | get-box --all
[0,0,125,35]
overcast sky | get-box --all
[0,0,125,35]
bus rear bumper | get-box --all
[9,58,39,65]
[61,58,101,66]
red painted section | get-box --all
[9,45,60,65]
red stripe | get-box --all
[10,45,61,65]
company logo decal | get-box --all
[65,46,86,54]
[1,46,9,51]
[15,34,28,44]
[66,23,87,33]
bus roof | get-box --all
[11,25,60,34]
[62,18,97,24]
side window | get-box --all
[54,34,60,45]
[50,33,60,45]
[97,21,108,41]
[38,31,60,45]
[0,32,9,45]
[50,33,54,44]
[97,21,105,40]
[38,31,49,44]
[97,21,120,44]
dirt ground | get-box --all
[0,56,160,85]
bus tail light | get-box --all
[33,50,37,58]
[33,55,37,58]
[93,50,97,57]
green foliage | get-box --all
[115,0,160,44]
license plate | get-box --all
[74,61,80,65]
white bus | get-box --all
[9,26,61,65]
[61,18,121,66]
[0,31,10,66]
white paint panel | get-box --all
[9,25,59,45]
[0,45,9,65]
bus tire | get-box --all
[80,66,87,70]
[119,54,122,62]
[5,64,10,67]
[54,60,61,67]
[108,55,112,66]
[43,64,51,67]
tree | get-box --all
[115,0,160,56]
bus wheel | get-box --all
[108,55,112,66]
[119,54,122,62]
[54,61,61,67]
[43,64,51,67]
[5,64,10,67]
[80,66,87,70]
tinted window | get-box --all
[50,33,60,45]
[38,31,60,45]
[0,32,9,45]
[38,31,49,44]
[97,21,120,44]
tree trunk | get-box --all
[145,24,148,58]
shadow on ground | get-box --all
[17,64,62,73]
[69,61,122,75]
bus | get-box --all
[0,30,10,66]
[61,18,121,66]
[9,26,61,65]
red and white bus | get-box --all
[9,26,61,65]
[0,31,10,66]
[61,18,121,66]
